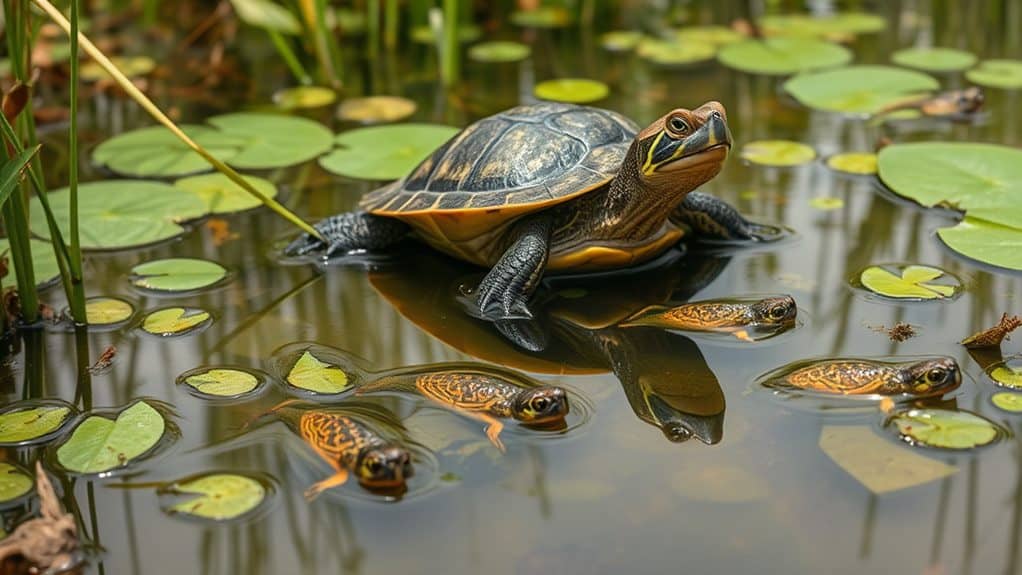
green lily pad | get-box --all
[676,25,745,46]
[173,173,278,214]
[82,297,135,326]
[937,218,1022,271]
[887,408,1005,450]
[966,59,1022,89]
[510,7,571,28]
[163,473,268,521]
[130,258,228,292]
[858,264,959,300]
[286,351,351,394]
[91,125,243,178]
[141,308,212,336]
[819,425,956,494]
[410,24,481,44]
[29,181,208,250]
[181,368,261,398]
[336,96,417,124]
[989,364,1022,389]
[759,12,886,38]
[892,47,977,72]
[0,238,61,288]
[534,78,609,104]
[0,463,32,503]
[826,152,877,175]
[207,113,333,170]
[784,66,939,114]
[718,37,851,76]
[600,30,643,52]
[809,197,844,211]
[468,41,531,63]
[320,124,459,181]
[80,56,155,81]
[740,140,816,166]
[56,401,167,474]
[636,38,716,66]
[229,0,301,34]
[272,86,336,110]
[0,403,73,445]
[992,392,1022,413]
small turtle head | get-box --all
[750,295,798,325]
[355,444,414,489]
[637,102,731,182]
[902,358,961,396]
[511,387,570,424]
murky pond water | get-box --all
[5,3,1022,574]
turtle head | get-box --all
[637,102,731,184]
[511,386,570,424]
[902,357,961,396]
[749,295,798,325]
[355,443,414,489]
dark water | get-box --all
[6,3,1022,574]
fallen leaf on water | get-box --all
[819,425,956,494]
[961,313,1022,349]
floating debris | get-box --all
[961,313,1021,349]
[868,322,919,342]
[0,463,80,573]
[88,345,117,374]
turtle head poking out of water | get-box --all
[749,295,798,325]
[356,444,414,489]
[511,386,570,424]
[901,357,961,396]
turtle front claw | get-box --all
[284,232,326,256]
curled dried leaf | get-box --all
[961,313,1022,349]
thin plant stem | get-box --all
[441,0,460,86]
[384,0,398,50]
[66,0,86,324]
[368,0,380,61]
[267,29,312,85]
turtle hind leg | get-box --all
[672,192,784,242]
[285,211,410,257]
[303,468,350,501]
[474,214,552,319]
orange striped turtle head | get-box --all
[511,387,569,424]
[749,295,798,325]
[901,358,961,396]
[355,444,414,488]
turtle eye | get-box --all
[366,459,382,474]
[769,306,787,319]
[668,116,689,135]
[927,368,947,383]
[532,397,550,412]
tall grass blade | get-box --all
[66,0,87,324]
[0,148,38,208]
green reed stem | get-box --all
[441,0,460,85]
[384,0,398,49]
[1,197,38,324]
[267,29,312,85]
[368,0,380,61]
[65,0,86,324]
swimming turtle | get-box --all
[619,295,796,341]
[766,357,961,397]
[879,87,984,119]
[287,102,771,319]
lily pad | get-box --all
[29,181,208,250]
[0,402,73,445]
[534,78,609,104]
[468,41,531,63]
[286,351,351,394]
[92,125,243,178]
[181,368,262,398]
[173,173,278,214]
[0,464,32,504]
[718,37,851,76]
[129,258,228,292]
[207,113,333,170]
[0,238,61,288]
[80,56,155,81]
[785,66,939,115]
[600,30,643,52]
[410,24,481,44]
[826,152,877,175]
[320,124,459,181]
[858,264,959,300]
[937,219,1022,271]
[740,140,816,166]
[886,408,1006,450]
[272,86,336,110]
[336,96,417,124]
[989,363,1022,389]
[892,47,977,72]
[965,59,1022,89]
[809,197,844,211]
[229,0,301,34]
[759,12,886,39]
[82,297,135,326]
[56,401,167,474]
[510,7,571,28]
[636,38,716,66]
[819,425,956,494]
[992,392,1022,413]
[676,25,745,46]
[162,473,268,521]
[141,308,212,336]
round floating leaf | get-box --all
[29,181,208,250]
[891,47,976,72]
[0,238,60,288]
[130,258,227,292]
[286,351,351,394]
[336,96,417,124]
[759,12,885,38]
[229,0,301,34]
[992,392,1022,413]
[718,37,851,76]
[92,125,243,178]
[163,473,267,521]
[320,124,459,181]
[636,38,716,66]
[80,56,155,81]
[83,297,135,326]
[272,86,336,110]
[0,404,72,445]
[600,30,643,52]
[141,308,212,336]
[966,59,1022,89]
[0,464,32,503]
[740,140,816,166]
[676,25,745,46]
[410,24,480,44]
[809,197,844,211]
[56,401,167,474]
[511,7,571,28]
[784,65,939,114]
[888,408,1004,450]
[183,368,260,398]
[859,265,958,300]
[173,173,278,215]
[207,113,333,169]
[534,78,609,104]
[826,152,877,175]
[468,41,531,63]
[990,365,1022,390]
[937,218,1022,271]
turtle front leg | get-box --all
[304,468,350,501]
[671,192,782,242]
[474,214,552,319]
[285,211,410,257]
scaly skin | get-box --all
[781,357,960,397]
[621,295,796,340]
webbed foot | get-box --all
[284,211,409,257]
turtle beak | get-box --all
[647,102,731,173]
[685,103,731,158]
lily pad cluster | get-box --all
[320,124,460,180]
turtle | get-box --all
[764,357,961,397]
[878,87,984,119]
[286,101,772,319]
[619,295,797,341]
[356,366,569,453]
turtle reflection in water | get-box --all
[620,295,797,341]
[357,367,568,453]
[256,400,414,500]
[763,357,961,398]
